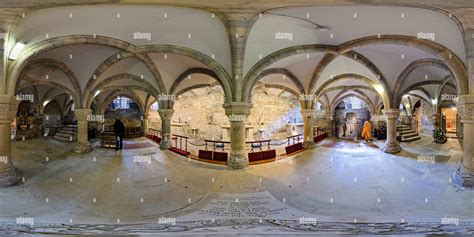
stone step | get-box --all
[399,129,417,135]
[401,136,421,142]
[401,132,419,139]
[397,127,412,132]
[54,132,77,140]
[53,134,77,142]
[61,127,78,132]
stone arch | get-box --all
[135,45,233,101]
[243,44,337,102]
[331,93,375,115]
[397,80,456,106]
[243,35,467,105]
[314,73,390,109]
[16,58,82,102]
[84,51,166,103]
[99,89,145,115]
[86,73,160,108]
[393,58,455,105]
[17,80,79,106]
[338,35,467,96]
[7,35,136,96]
[87,85,156,109]
[308,51,391,102]
[169,68,219,95]
[254,68,305,95]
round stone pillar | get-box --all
[73,109,92,154]
[453,95,474,187]
[325,113,334,137]
[223,102,252,169]
[158,109,174,150]
[382,109,401,153]
[301,109,316,149]
[0,96,21,187]
[143,113,149,136]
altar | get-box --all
[221,124,254,141]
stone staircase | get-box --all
[397,124,421,142]
[53,124,77,142]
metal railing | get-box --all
[148,128,163,137]
[246,139,272,152]
[287,134,303,145]
[203,139,230,151]
[172,134,188,151]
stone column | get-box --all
[325,113,334,137]
[73,109,92,154]
[143,113,149,136]
[382,109,401,153]
[223,102,252,169]
[301,109,315,148]
[0,95,21,187]
[453,95,474,187]
[158,109,174,150]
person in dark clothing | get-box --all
[114,119,125,150]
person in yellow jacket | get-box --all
[361,120,372,142]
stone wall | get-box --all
[160,86,303,141]
[418,100,434,135]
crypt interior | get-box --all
[0,0,473,235]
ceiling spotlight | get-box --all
[9,42,26,60]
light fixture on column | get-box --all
[374,84,385,94]
[9,42,26,60]
[431,99,437,105]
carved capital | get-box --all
[455,95,474,121]
[158,109,174,121]
[223,102,252,117]
[0,95,19,124]
[383,109,400,120]
[73,109,91,121]
[301,109,316,118]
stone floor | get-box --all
[0,135,473,234]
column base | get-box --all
[73,142,92,154]
[382,142,401,154]
[0,166,21,187]
[303,141,316,149]
[227,155,249,169]
[160,139,172,150]
[452,166,474,187]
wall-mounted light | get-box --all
[94,90,101,97]
[431,99,437,105]
[9,42,26,60]
[374,84,385,94]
